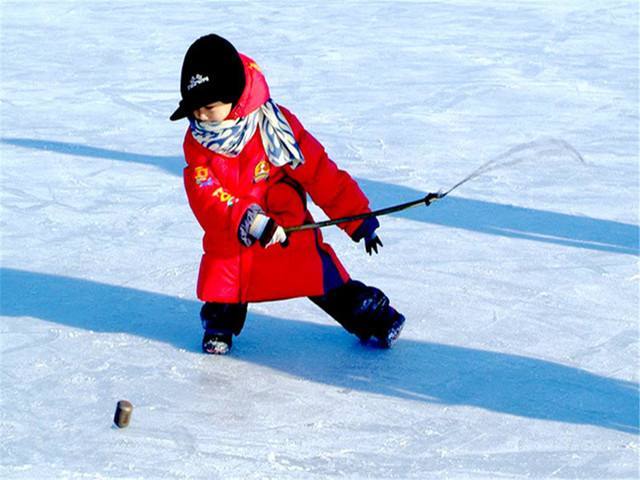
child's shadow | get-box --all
[2,267,638,435]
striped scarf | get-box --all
[189,99,304,168]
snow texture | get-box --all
[1,1,638,479]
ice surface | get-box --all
[1,1,638,478]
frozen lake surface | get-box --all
[1,1,638,478]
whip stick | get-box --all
[284,192,444,233]
[283,138,585,234]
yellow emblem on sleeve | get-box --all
[253,160,270,183]
[194,166,213,188]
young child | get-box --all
[170,34,405,355]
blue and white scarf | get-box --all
[189,99,304,168]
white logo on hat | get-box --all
[187,74,210,91]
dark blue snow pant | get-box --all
[200,280,396,340]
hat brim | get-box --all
[170,104,187,121]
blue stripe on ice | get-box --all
[1,267,638,434]
[3,137,638,256]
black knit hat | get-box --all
[170,34,246,121]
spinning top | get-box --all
[114,400,133,428]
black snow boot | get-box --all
[200,302,247,355]
[371,307,405,348]
[310,280,405,348]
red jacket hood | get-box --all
[227,54,270,120]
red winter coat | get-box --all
[183,55,374,303]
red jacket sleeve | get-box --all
[280,106,372,238]
[182,133,260,241]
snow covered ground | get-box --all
[1,1,638,478]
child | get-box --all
[170,34,405,355]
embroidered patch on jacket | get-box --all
[253,160,270,183]
[212,186,239,207]
[195,166,214,188]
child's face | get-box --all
[193,102,233,122]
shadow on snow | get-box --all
[3,137,637,255]
[2,267,638,435]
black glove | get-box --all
[364,233,383,255]
[351,217,382,255]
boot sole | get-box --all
[202,340,231,355]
